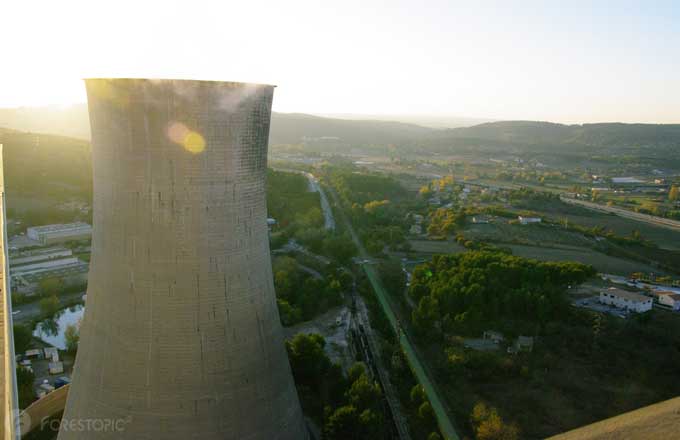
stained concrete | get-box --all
[59,79,307,439]
[1,145,20,439]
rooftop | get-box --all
[27,222,91,233]
[602,288,650,303]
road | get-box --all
[325,183,460,440]
[13,291,84,324]
[560,196,680,233]
[304,172,336,231]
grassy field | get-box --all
[524,201,680,250]
[506,244,664,276]
[408,236,663,276]
[464,222,595,248]
[408,239,467,254]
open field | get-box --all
[408,238,663,276]
[528,199,680,250]
[408,239,467,254]
[561,197,680,233]
[464,222,595,248]
[507,244,664,276]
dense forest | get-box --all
[409,251,596,337]
[0,128,91,200]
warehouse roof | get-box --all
[27,222,91,233]
[601,288,650,303]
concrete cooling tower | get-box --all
[59,79,308,440]
[1,145,20,440]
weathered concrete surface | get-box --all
[20,384,69,436]
[59,79,307,440]
[0,145,20,440]
[547,396,680,440]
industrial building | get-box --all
[59,79,307,440]
[599,287,653,313]
[26,222,92,245]
[0,145,20,440]
[9,247,73,266]
[8,247,88,291]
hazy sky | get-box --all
[1,0,678,123]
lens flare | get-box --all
[167,122,190,144]
[183,131,205,154]
[166,122,205,154]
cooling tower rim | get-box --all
[82,77,277,88]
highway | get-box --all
[325,182,460,440]
[560,196,680,233]
[467,178,680,233]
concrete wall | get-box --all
[0,145,20,440]
[20,384,69,437]
[59,79,307,440]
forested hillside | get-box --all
[0,128,91,199]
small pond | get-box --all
[33,304,85,350]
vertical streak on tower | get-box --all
[0,144,20,440]
[59,79,307,439]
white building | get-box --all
[518,216,542,225]
[27,222,92,245]
[654,291,680,311]
[612,177,644,184]
[599,288,653,313]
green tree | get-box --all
[348,362,367,384]
[358,408,382,437]
[277,299,302,326]
[285,333,331,388]
[471,402,519,440]
[13,324,32,354]
[323,234,358,264]
[64,322,80,353]
[418,401,435,423]
[39,295,60,317]
[669,185,679,202]
[347,374,382,411]
[16,366,35,409]
[412,295,440,337]
[323,405,361,439]
[410,384,427,405]
[38,277,63,297]
[419,185,433,198]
